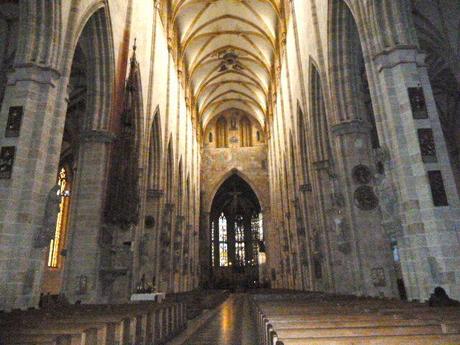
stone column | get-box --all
[311,160,336,293]
[199,211,210,288]
[0,64,64,310]
[159,202,174,292]
[298,187,314,290]
[373,46,460,300]
[173,214,185,292]
[331,121,398,297]
[62,130,114,303]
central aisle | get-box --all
[184,294,258,345]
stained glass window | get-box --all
[211,221,215,267]
[48,166,71,268]
[218,213,228,267]
[235,215,245,266]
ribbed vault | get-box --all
[161,0,288,133]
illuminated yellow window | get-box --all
[47,166,71,268]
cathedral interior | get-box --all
[1,0,460,344]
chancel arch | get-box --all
[208,174,263,289]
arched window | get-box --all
[48,166,72,268]
[216,117,228,148]
[235,215,245,266]
[209,132,213,143]
[240,116,252,147]
[218,213,228,266]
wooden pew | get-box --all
[250,292,460,345]
[0,301,187,345]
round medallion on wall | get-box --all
[352,164,372,185]
[354,185,379,211]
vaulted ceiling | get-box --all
[159,0,289,134]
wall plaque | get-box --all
[428,170,448,206]
[354,185,379,210]
[0,146,15,179]
[418,128,437,163]
[408,87,428,119]
[352,164,372,184]
[5,106,23,137]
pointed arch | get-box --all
[310,62,331,162]
[186,174,191,223]
[148,107,162,190]
[177,158,184,215]
[165,137,175,203]
[67,4,115,130]
[328,0,380,147]
[297,102,310,185]
[289,132,298,192]
[207,168,266,213]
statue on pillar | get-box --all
[374,146,403,236]
[34,184,61,248]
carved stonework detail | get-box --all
[371,267,386,287]
[408,87,428,119]
[0,146,15,179]
[164,203,175,212]
[104,44,141,229]
[354,185,379,211]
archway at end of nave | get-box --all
[209,174,265,290]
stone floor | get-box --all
[183,294,258,345]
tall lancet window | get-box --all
[211,221,215,267]
[216,117,228,148]
[48,166,72,268]
[240,116,252,147]
[218,213,228,266]
[235,215,245,266]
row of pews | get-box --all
[0,301,186,345]
[251,291,460,345]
